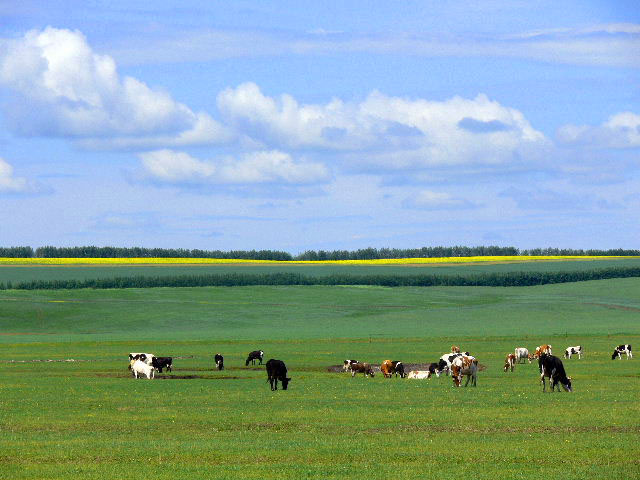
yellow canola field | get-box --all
[0,255,636,266]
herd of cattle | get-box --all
[127,344,633,392]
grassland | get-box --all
[0,276,639,479]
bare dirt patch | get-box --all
[327,362,488,373]
[584,302,640,312]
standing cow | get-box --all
[380,360,406,378]
[214,353,224,370]
[342,359,359,372]
[564,346,582,360]
[151,356,173,373]
[611,344,632,360]
[451,355,478,387]
[504,353,516,372]
[538,354,572,392]
[131,359,155,379]
[245,350,264,366]
[266,359,290,391]
[514,347,531,364]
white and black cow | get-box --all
[214,353,224,370]
[564,346,582,360]
[128,353,154,370]
[245,350,264,366]
[151,356,173,373]
[611,344,632,360]
[538,354,572,392]
[266,359,290,391]
[131,359,155,379]
[437,352,473,376]
[342,359,359,372]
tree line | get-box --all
[0,245,639,260]
[2,266,639,290]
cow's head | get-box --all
[562,377,572,392]
[611,350,620,360]
[281,377,291,390]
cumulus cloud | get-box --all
[218,82,547,170]
[139,149,330,185]
[0,27,230,145]
[557,112,640,148]
[402,190,476,210]
[0,157,47,194]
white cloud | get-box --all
[108,24,640,68]
[218,82,547,170]
[0,157,42,194]
[557,111,640,148]
[402,190,476,210]
[0,27,230,145]
[139,149,330,185]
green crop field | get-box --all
[1,277,639,479]
[2,257,640,284]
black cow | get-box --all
[538,354,572,392]
[151,356,173,373]
[391,360,406,378]
[214,353,224,370]
[246,350,264,366]
[266,359,290,391]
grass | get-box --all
[0,278,639,479]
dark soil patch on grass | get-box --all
[584,302,640,312]
[327,362,488,373]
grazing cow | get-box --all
[151,356,173,373]
[426,362,442,378]
[451,345,461,354]
[451,355,478,387]
[214,353,224,370]
[342,359,359,372]
[504,353,516,372]
[564,346,583,360]
[611,344,633,360]
[245,350,264,366]
[538,354,572,392]
[351,362,375,378]
[514,347,531,364]
[131,359,155,379]
[265,359,290,391]
[128,353,154,370]
[533,344,552,358]
[407,370,431,379]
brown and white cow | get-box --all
[381,360,405,378]
[351,362,375,378]
[533,344,552,358]
[407,370,431,379]
[451,355,478,387]
[451,345,461,354]
[504,353,516,372]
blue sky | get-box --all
[0,1,638,252]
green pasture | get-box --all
[1,278,639,479]
[2,257,640,284]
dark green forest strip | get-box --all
[2,245,640,260]
[2,266,640,290]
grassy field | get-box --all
[1,277,639,479]
[1,257,640,284]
